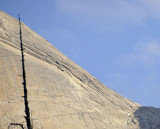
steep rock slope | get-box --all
[0,11,159,129]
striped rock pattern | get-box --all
[0,11,160,129]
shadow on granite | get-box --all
[134,106,160,129]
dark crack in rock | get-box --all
[0,11,160,129]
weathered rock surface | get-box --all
[0,11,160,129]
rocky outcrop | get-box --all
[0,11,160,129]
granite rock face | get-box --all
[0,11,160,129]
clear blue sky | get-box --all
[1,0,160,107]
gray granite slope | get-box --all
[0,11,160,129]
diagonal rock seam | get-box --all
[0,11,160,129]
